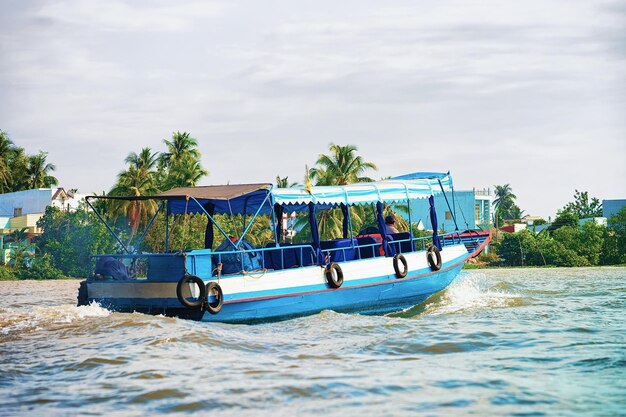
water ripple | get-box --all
[0,268,624,416]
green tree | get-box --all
[0,130,59,193]
[601,207,626,265]
[276,175,298,188]
[163,152,207,189]
[493,184,523,221]
[0,130,13,192]
[16,253,64,279]
[125,147,159,172]
[311,143,377,186]
[109,163,160,238]
[26,151,59,188]
[4,228,32,268]
[559,190,602,218]
[548,212,578,232]
[35,205,119,277]
[305,144,377,240]
[161,131,201,167]
[159,132,208,189]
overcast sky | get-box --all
[1,0,624,219]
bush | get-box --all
[549,212,578,232]
[0,265,18,281]
[35,206,120,278]
[16,254,65,279]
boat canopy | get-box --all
[272,172,452,212]
[87,172,453,217]
[160,183,272,216]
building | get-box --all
[0,187,86,244]
[405,188,493,232]
[603,199,626,219]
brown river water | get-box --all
[1,267,625,416]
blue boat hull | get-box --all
[112,261,462,324]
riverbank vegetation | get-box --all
[472,207,626,268]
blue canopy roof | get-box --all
[270,173,453,212]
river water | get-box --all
[1,267,624,417]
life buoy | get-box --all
[325,262,343,288]
[427,246,442,271]
[176,275,207,309]
[205,281,224,314]
[393,254,408,278]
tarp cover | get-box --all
[162,184,272,216]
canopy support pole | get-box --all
[135,201,165,253]
[85,198,130,254]
[233,190,273,249]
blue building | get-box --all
[401,189,493,232]
[603,199,626,229]
[603,199,626,219]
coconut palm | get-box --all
[306,144,378,239]
[4,227,31,267]
[8,147,30,191]
[494,184,522,221]
[159,132,208,190]
[276,176,298,188]
[125,147,159,172]
[109,157,160,238]
[161,131,201,167]
[311,143,377,186]
[26,151,58,189]
[0,130,13,192]
[163,153,208,189]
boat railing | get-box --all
[90,231,468,280]
[213,244,317,273]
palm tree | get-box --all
[159,131,208,190]
[311,143,377,186]
[164,153,208,189]
[4,227,31,268]
[493,184,521,221]
[27,151,58,189]
[161,131,201,167]
[125,147,159,172]
[9,147,30,191]
[109,156,160,238]
[0,130,13,192]
[276,175,298,188]
[306,144,378,239]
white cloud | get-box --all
[36,0,227,32]
[0,0,624,218]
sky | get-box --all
[0,0,624,219]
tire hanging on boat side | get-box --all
[205,281,224,314]
[176,275,207,309]
[393,254,408,278]
[427,246,442,271]
[325,262,343,288]
[77,280,89,306]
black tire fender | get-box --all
[427,246,442,271]
[206,281,224,315]
[176,275,207,309]
[77,280,89,306]
[325,262,343,288]
[393,254,408,278]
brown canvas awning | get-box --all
[157,183,272,200]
